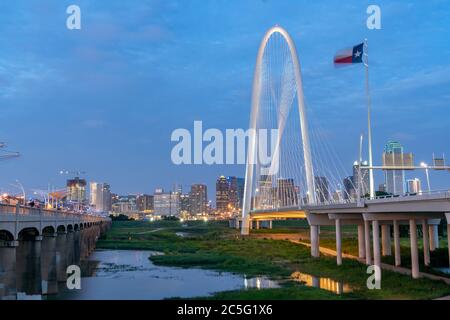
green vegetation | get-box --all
[97,220,450,300]
[201,284,344,300]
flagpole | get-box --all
[364,38,375,199]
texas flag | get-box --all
[333,43,364,65]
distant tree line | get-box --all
[109,214,135,221]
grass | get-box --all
[202,283,344,300]
[97,220,450,300]
[291,231,450,277]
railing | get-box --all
[0,203,109,221]
[370,189,450,202]
[249,189,450,213]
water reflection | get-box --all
[2,245,351,299]
[49,250,277,300]
[291,271,352,294]
[244,277,280,289]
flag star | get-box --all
[354,50,361,58]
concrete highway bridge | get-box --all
[0,203,111,299]
[233,191,450,279]
[234,25,450,282]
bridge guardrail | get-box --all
[249,190,450,212]
[0,203,110,222]
[370,189,450,201]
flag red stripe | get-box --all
[334,55,353,64]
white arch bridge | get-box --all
[237,26,450,280]
[0,203,111,299]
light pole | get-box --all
[420,162,431,193]
[10,180,26,205]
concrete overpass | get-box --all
[0,203,111,299]
[234,191,450,279]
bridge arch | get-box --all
[18,227,40,240]
[56,225,66,234]
[67,224,74,232]
[42,226,56,236]
[0,229,14,242]
[241,25,315,235]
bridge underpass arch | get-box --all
[42,226,56,236]
[0,229,14,242]
[56,225,66,234]
[17,227,40,241]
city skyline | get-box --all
[1,1,450,304]
[0,0,449,197]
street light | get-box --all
[420,162,431,193]
[10,180,26,205]
[16,180,26,204]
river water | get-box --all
[49,250,279,300]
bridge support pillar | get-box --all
[41,233,58,295]
[73,231,81,263]
[357,225,365,259]
[381,225,391,256]
[364,220,372,265]
[66,231,75,266]
[429,224,439,251]
[335,219,342,266]
[310,225,320,258]
[241,215,250,235]
[16,236,42,297]
[409,219,420,279]
[56,232,68,282]
[422,220,430,266]
[446,213,450,268]
[393,220,401,266]
[0,241,18,300]
[448,223,450,268]
[372,221,381,271]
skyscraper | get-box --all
[315,176,330,203]
[216,176,230,212]
[112,194,137,213]
[90,182,100,209]
[153,188,180,216]
[257,174,275,209]
[180,193,191,215]
[90,182,112,213]
[189,184,207,215]
[276,178,298,207]
[236,177,245,209]
[67,177,86,201]
[67,177,87,208]
[352,160,370,197]
[226,176,240,211]
[343,176,355,200]
[383,141,413,195]
[136,194,154,211]
[407,178,422,194]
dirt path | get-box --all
[135,228,164,234]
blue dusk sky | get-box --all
[0,0,449,198]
